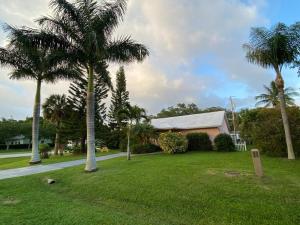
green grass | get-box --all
[0,150,120,170]
[0,149,31,154]
[0,151,299,225]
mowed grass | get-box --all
[0,149,31,154]
[0,152,299,225]
[0,150,120,170]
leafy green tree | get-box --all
[37,0,149,171]
[43,94,68,155]
[156,103,201,118]
[255,81,299,107]
[0,26,79,163]
[244,22,300,159]
[109,66,130,129]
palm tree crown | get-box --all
[255,81,299,107]
[0,26,80,83]
[36,0,149,69]
[243,23,300,72]
[43,94,68,124]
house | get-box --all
[151,111,230,140]
[5,135,53,149]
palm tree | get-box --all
[244,23,300,159]
[119,104,147,160]
[43,94,68,155]
[0,26,80,164]
[37,0,149,171]
[255,81,299,107]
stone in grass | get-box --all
[47,179,56,184]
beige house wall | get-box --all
[158,127,222,140]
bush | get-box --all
[214,134,235,152]
[239,107,300,157]
[132,123,158,145]
[67,146,82,155]
[186,133,213,151]
[158,132,188,154]
[39,143,51,158]
[131,144,161,154]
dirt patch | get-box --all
[224,171,241,177]
[206,169,217,175]
[2,197,21,205]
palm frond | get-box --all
[106,36,149,63]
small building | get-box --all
[151,111,230,140]
[5,135,52,149]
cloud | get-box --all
[0,0,276,119]
[114,0,271,113]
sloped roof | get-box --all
[151,111,226,130]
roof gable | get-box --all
[151,111,226,130]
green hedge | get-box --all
[239,107,300,157]
[186,133,213,151]
[214,133,235,152]
[131,144,161,154]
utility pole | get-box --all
[229,96,236,135]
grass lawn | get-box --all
[0,151,299,225]
[0,149,31,154]
[0,150,120,170]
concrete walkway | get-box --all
[0,153,31,159]
[0,152,126,180]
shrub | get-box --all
[68,146,82,155]
[158,132,188,154]
[214,134,235,152]
[239,107,300,157]
[131,144,161,154]
[39,143,51,158]
[132,123,158,145]
[186,133,213,151]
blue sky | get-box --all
[0,0,300,119]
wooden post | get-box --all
[251,149,263,177]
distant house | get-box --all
[151,111,230,140]
[5,135,52,149]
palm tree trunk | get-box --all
[54,132,59,155]
[54,121,61,155]
[127,125,131,160]
[85,64,97,172]
[30,79,42,164]
[275,69,295,159]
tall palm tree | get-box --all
[0,26,80,164]
[244,23,300,159]
[255,81,299,107]
[37,0,149,171]
[43,94,68,155]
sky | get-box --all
[0,0,300,119]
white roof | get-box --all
[151,111,227,130]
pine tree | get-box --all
[65,65,111,152]
[109,66,130,130]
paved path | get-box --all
[0,152,126,180]
[0,153,31,159]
